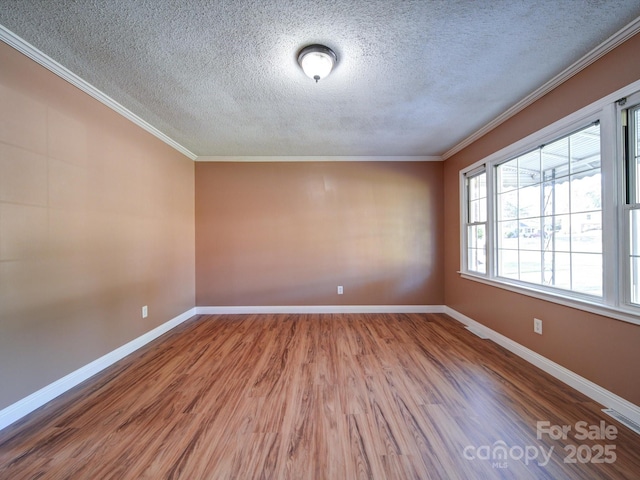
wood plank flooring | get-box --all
[0,313,639,479]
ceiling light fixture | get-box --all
[297,44,337,83]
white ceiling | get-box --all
[1,1,640,160]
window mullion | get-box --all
[487,165,495,278]
[600,102,620,307]
[537,149,544,286]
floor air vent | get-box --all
[602,408,640,436]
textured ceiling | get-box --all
[1,1,640,158]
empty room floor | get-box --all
[0,313,639,479]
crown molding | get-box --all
[0,25,197,161]
[442,15,640,161]
[195,155,442,162]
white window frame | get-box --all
[620,91,640,309]
[459,78,640,326]
[462,167,488,275]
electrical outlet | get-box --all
[142,305,148,318]
[337,286,343,295]
[534,318,543,335]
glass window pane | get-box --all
[468,225,486,250]
[497,190,518,220]
[469,198,486,223]
[469,177,477,200]
[543,251,571,289]
[468,247,477,271]
[635,107,640,153]
[631,256,640,305]
[542,215,569,251]
[498,220,519,243]
[570,124,600,176]
[497,159,518,193]
[570,172,601,213]
[572,253,602,296]
[469,199,478,223]
[476,224,486,249]
[472,249,486,274]
[468,249,486,274]
[520,249,542,284]
[498,249,518,279]
[467,225,486,273]
[631,209,640,256]
[518,150,541,187]
[469,174,486,200]
[571,212,602,253]
[542,181,570,216]
[519,218,541,250]
[468,226,477,250]
[543,136,569,181]
[519,185,540,219]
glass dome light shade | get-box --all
[297,45,337,82]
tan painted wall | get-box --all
[0,43,195,409]
[196,161,443,306]
[444,33,640,405]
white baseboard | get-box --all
[196,305,445,315]
[444,306,640,427]
[4,305,638,434]
[0,305,439,432]
[0,308,196,432]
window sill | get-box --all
[458,272,640,327]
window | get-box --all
[495,124,602,296]
[460,81,640,325]
[623,96,640,305]
[465,170,487,274]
